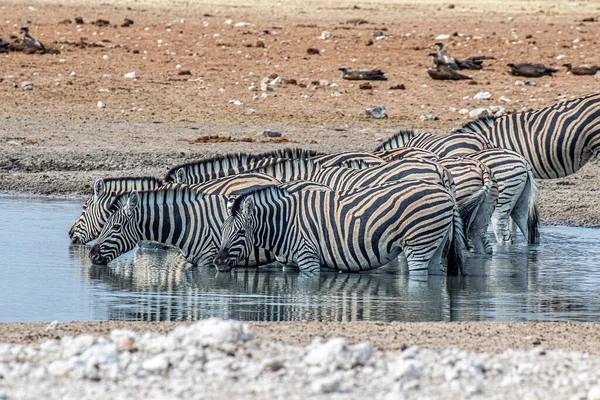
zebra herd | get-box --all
[68,92,600,276]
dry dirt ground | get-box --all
[1,0,600,346]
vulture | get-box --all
[432,43,493,70]
[507,62,557,78]
[338,67,387,81]
[563,63,599,76]
[427,65,472,80]
[9,27,46,53]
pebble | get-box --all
[234,22,253,27]
[229,100,243,106]
[97,101,106,109]
[458,108,470,115]
[318,31,332,40]
[262,130,282,138]
[366,106,387,119]
[469,108,490,119]
[498,96,512,103]
[45,321,60,331]
[435,34,450,40]
[594,71,600,79]
[515,80,536,86]
[331,91,341,97]
[420,114,438,121]
[474,91,492,100]
[311,375,341,394]
[246,109,258,115]
[123,72,138,79]
[21,81,34,90]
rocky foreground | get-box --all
[1,319,599,399]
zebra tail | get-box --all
[447,206,466,276]
[456,165,496,235]
[526,164,540,244]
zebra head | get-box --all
[90,190,142,265]
[69,178,117,244]
[214,195,256,272]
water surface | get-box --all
[1,195,599,323]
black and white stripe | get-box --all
[214,181,466,276]
[458,92,600,179]
[69,177,162,244]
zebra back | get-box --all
[375,129,418,151]
[187,173,282,195]
[164,148,322,184]
[376,147,440,162]
[310,152,386,168]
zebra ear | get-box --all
[226,196,237,215]
[243,197,255,218]
[176,168,186,184]
[126,190,140,215]
[94,179,105,198]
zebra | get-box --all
[309,152,386,168]
[69,176,163,244]
[438,157,499,254]
[164,148,322,184]
[375,129,495,157]
[375,147,440,162]
[466,148,539,244]
[214,180,466,276]
[88,173,321,266]
[457,92,600,179]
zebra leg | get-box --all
[491,209,512,243]
[405,234,448,276]
[468,206,494,255]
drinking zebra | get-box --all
[69,177,163,244]
[376,147,440,162]
[164,148,322,184]
[457,92,600,179]
[214,180,466,275]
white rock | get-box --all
[270,76,283,86]
[234,22,253,27]
[21,81,34,90]
[311,375,341,394]
[225,19,233,25]
[252,95,260,101]
[594,71,600,79]
[589,386,600,400]
[318,31,332,40]
[556,54,566,60]
[261,93,269,99]
[261,83,275,92]
[301,95,311,99]
[45,321,60,331]
[458,108,470,115]
[305,338,372,370]
[498,96,512,103]
[515,80,536,86]
[474,91,492,100]
[246,109,258,115]
[171,319,253,348]
[331,91,341,97]
[142,354,170,373]
[365,106,387,119]
[419,114,438,121]
[102,55,109,61]
[229,100,243,106]
[70,71,78,77]
[469,108,490,119]
[391,359,424,380]
[435,34,450,40]
[123,72,138,79]
[248,85,257,91]
[97,101,106,109]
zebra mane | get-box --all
[107,184,194,212]
[164,148,323,183]
[375,129,417,151]
[100,176,163,193]
[228,184,286,215]
[456,116,497,135]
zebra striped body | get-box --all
[164,148,322,184]
[69,177,163,244]
[89,186,276,267]
[310,152,386,168]
[376,147,440,162]
[376,129,495,157]
[466,149,539,244]
[438,157,499,254]
[214,181,465,275]
[248,157,456,197]
[459,93,600,179]
[188,172,281,195]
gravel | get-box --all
[1,318,599,399]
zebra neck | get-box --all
[251,159,317,181]
[137,194,218,261]
[252,194,299,259]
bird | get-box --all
[507,63,557,78]
[431,43,493,70]
[433,42,458,69]
[338,67,387,80]
[16,26,46,53]
[427,65,472,80]
[0,36,8,53]
[563,63,599,76]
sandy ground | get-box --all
[1,0,600,349]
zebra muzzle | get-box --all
[214,250,233,272]
[89,243,108,265]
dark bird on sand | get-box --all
[563,63,599,76]
[338,67,387,81]
[9,27,46,53]
[431,43,494,70]
[507,62,557,78]
[427,65,472,80]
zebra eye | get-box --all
[113,223,122,231]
